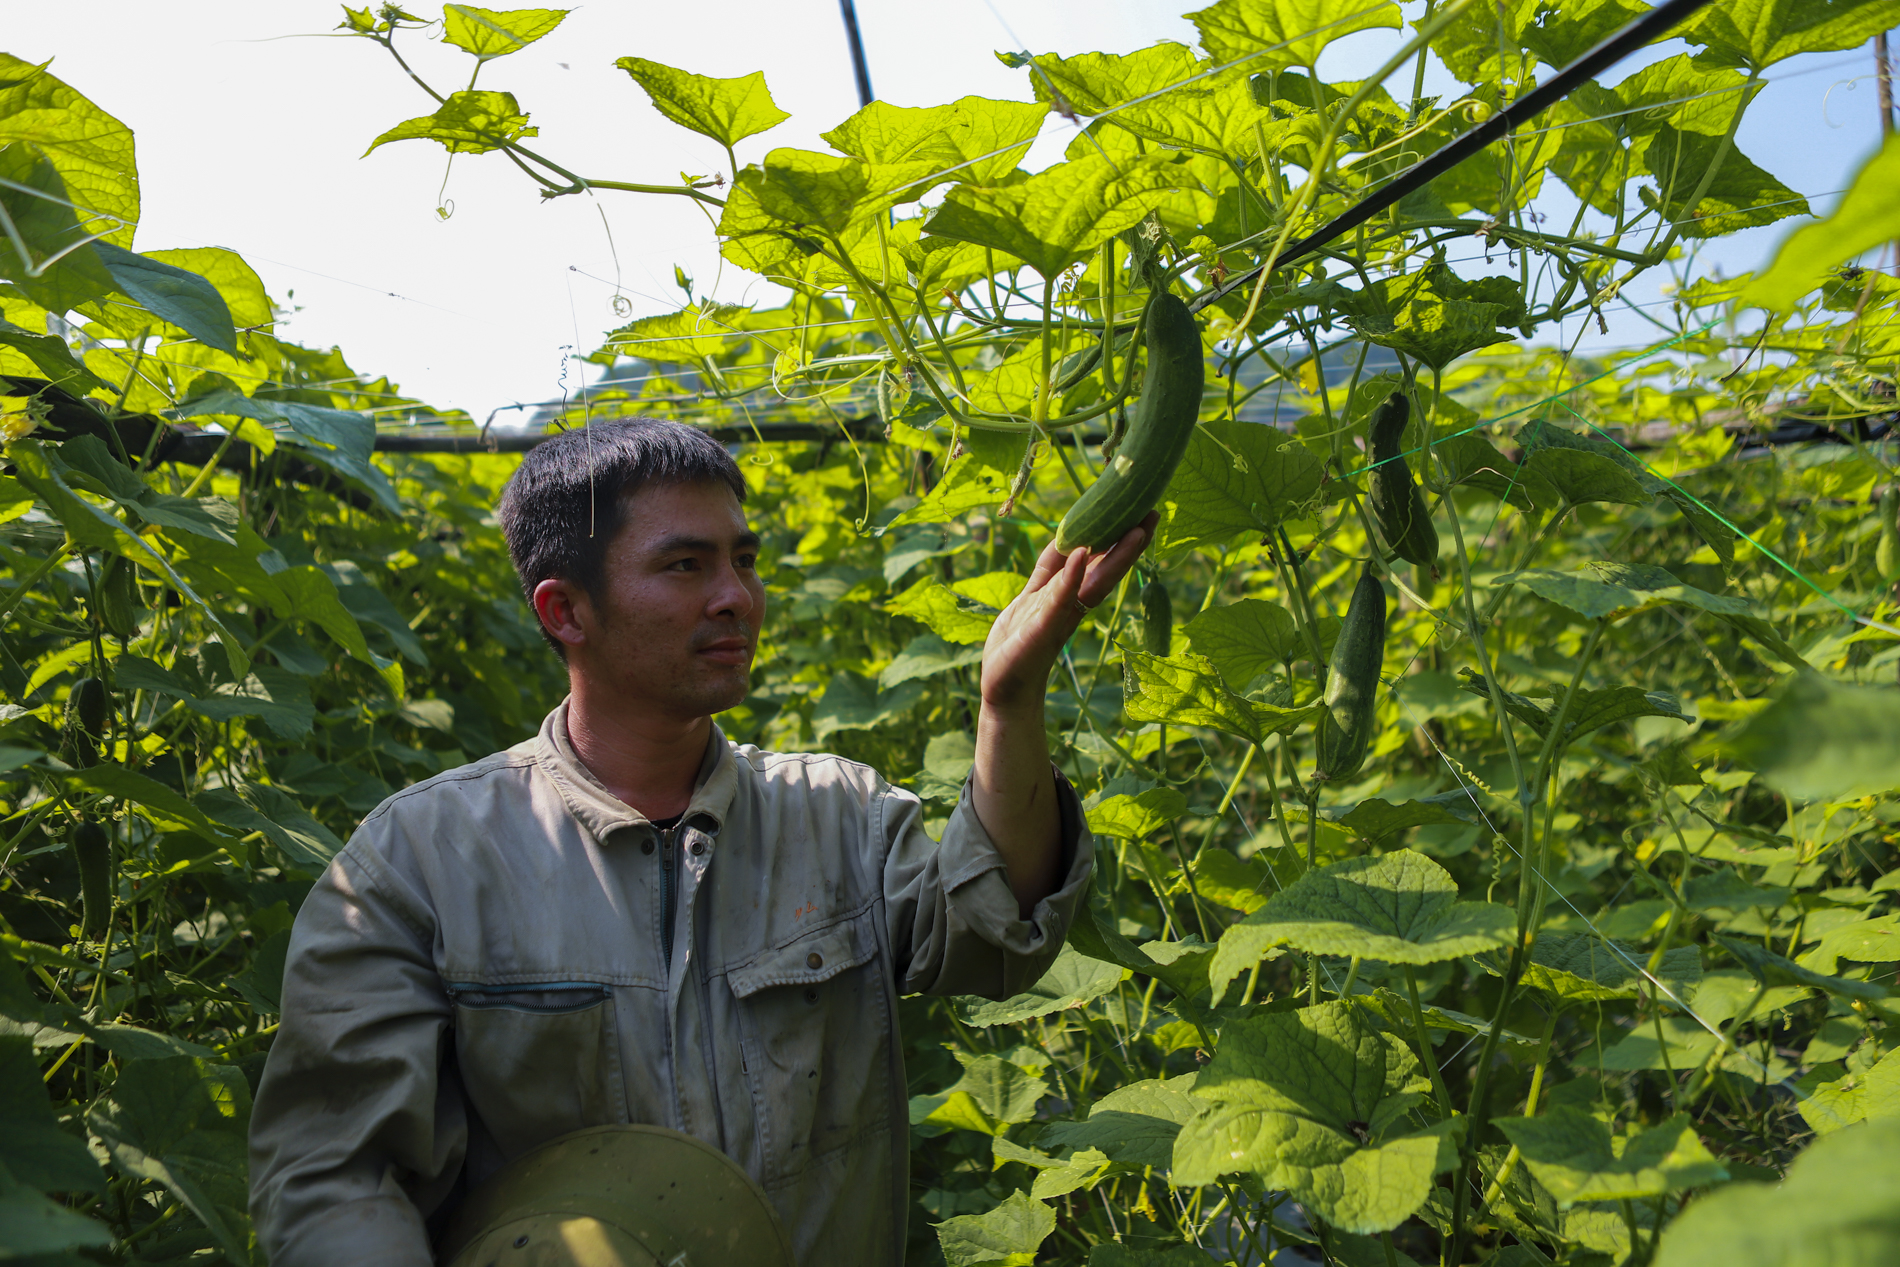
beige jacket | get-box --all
[248,702,1091,1266]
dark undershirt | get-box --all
[650,813,682,830]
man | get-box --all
[248,419,1155,1265]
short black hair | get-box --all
[499,418,747,621]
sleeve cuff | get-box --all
[265,1195,434,1267]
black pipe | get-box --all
[1190,0,1719,313]
[838,0,875,108]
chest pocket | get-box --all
[728,914,890,1183]
[447,981,627,1158]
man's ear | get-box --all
[532,578,591,651]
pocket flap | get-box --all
[728,918,876,998]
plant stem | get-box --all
[1403,964,1454,1117]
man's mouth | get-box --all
[697,637,752,667]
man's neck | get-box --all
[563,683,710,821]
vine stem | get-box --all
[0,544,72,622]
[1403,964,1454,1117]
[1481,1005,1559,1206]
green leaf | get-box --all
[1357,988,1542,1049]
[1704,672,1900,801]
[64,764,227,841]
[1086,786,1188,840]
[1681,0,1898,69]
[1208,849,1513,999]
[115,657,315,741]
[1798,1047,1900,1134]
[1797,916,1900,976]
[1039,1074,1202,1169]
[0,1035,103,1193]
[1432,433,1530,507]
[0,1167,112,1257]
[886,570,1025,645]
[88,1056,253,1264]
[1331,262,1522,370]
[1457,671,1690,744]
[197,783,345,874]
[821,97,1047,189]
[1066,897,1213,1000]
[91,244,237,355]
[1184,598,1303,685]
[878,634,983,688]
[1171,999,1443,1233]
[923,152,1183,278]
[912,1051,1051,1137]
[0,53,138,250]
[1192,848,1274,914]
[1496,1109,1726,1205]
[441,5,568,60]
[169,391,401,514]
[809,672,925,741]
[1189,0,1403,71]
[1652,1116,1900,1266]
[599,301,750,363]
[0,319,102,394]
[1519,446,1653,508]
[884,451,1018,531]
[0,143,115,313]
[1156,420,1326,554]
[615,58,790,150]
[956,945,1127,1027]
[1491,560,1754,621]
[139,247,273,331]
[1293,792,1483,839]
[1122,647,1319,746]
[1108,73,1279,157]
[1716,934,1889,1001]
[1481,934,1704,1007]
[936,1190,1055,1267]
[365,89,538,156]
[1743,134,1900,311]
[1020,44,1200,116]
[1636,125,1808,238]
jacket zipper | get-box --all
[659,823,677,972]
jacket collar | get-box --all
[534,699,737,841]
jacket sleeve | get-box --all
[248,839,463,1267]
[881,765,1094,1000]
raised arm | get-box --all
[971,513,1156,917]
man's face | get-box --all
[538,480,765,723]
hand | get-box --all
[979,511,1159,713]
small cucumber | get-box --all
[96,556,143,640]
[1055,292,1204,552]
[1367,392,1438,568]
[1140,578,1173,656]
[1314,566,1388,782]
[71,820,112,936]
[1878,487,1899,582]
[64,676,109,769]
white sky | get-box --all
[13,3,1893,423]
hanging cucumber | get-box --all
[1140,577,1173,656]
[71,820,112,936]
[1054,291,1204,552]
[95,556,143,640]
[1878,487,1899,582]
[1314,566,1388,783]
[1367,392,1438,568]
[63,676,109,769]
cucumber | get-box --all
[64,676,109,769]
[1314,566,1387,782]
[1140,578,1172,656]
[96,556,143,640]
[71,820,111,936]
[1055,292,1204,552]
[1878,488,1899,582]
[1367,392,1438,568]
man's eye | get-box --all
[668,558,697,571]
[736,554,757,570]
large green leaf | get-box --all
[365,90,538,156]
[1479,934,1703,1008]
[615,58,790,149]
[1797,1047,1900,1135]
[1155,421,1326,554]
[912,1051,1050,1137]
[1652,1117,1900,1266]
[0,318,102,394]
[1021,43,1201,117]
[1183,598,1303,685]
[1705,672,1900,802]
[441,5,568,61]
[956,945,1128,1027]
[1456,671,1690,745]
[1330,263,1523,370]
[809,672,925,740]
[0,53,138,250]
[1086,786,1188,840]
[1495,1109,1726,1205]
[1715,934,1889,1002]
[1681,0,1897,70]
[936,1190,1055,1267]
[1122,647,1319,746]
[1796,916,1900,976]
[168,390,402,514]
[1208,849,1513,998]
[1490,561,1753,621]
[1518,446,1652,508]
[92,243,238,356]
[88,1057,254,1264]
[0,1035,103,1193]
[821,96,1047,190]
[599,302,750,364]
[1171,1000,1447,1233]
[923,152,1182,278]
[1038,1074,1202,1169]
[1636,125,1807,238]
[885,570,1025,645]
[0,1167,112,1258]
[1189,0,1403,71]
[1744,135,1900,311]
[0,144,115,313]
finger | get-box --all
[1076,512,1158,607]
[1022,535,1071,593]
